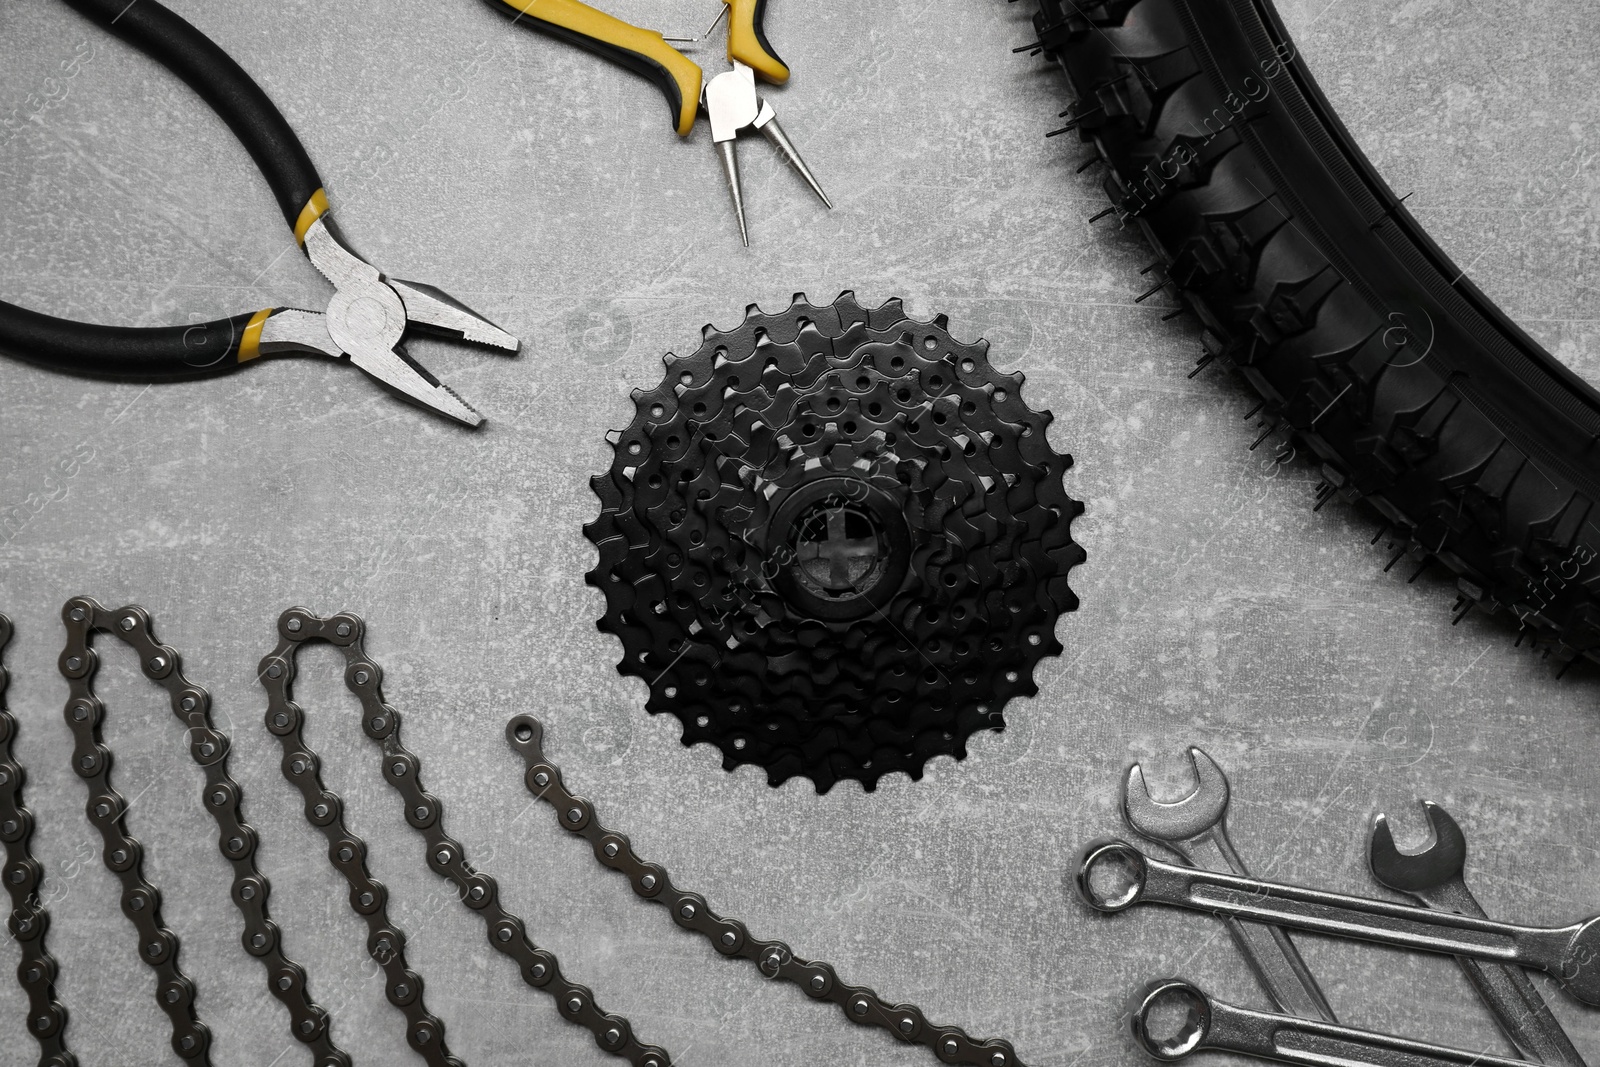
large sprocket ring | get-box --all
[585,292,1085,793]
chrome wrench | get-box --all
[1369,802,1586,1066]
[1123,747,1336,1021]
[1127,978,1527,1067]
[1076,839,1600,1006]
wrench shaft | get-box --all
[1205,990,1528,1067]
[1185,834,1337,1022]
[1413,881,1586,1067]
[1189,881,1523,959]
[1143,859,1564,967]
[1456,954,1583,1066]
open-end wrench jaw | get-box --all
[1368,801,1467,894]
[1123,747,1230,843]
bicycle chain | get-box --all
[504,711,1027,1066]
[58,597,344,1066]
[259,608,671,1067]
[257,615,461,1067]
[2,613,76,1067]
[586,291,1084,793]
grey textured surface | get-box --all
[2,0,1599,1065]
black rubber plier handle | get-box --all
[1,0,516,423]
[1,0,321,378]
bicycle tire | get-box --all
[1026,0,1600,668]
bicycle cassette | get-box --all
[585,292,1085,793]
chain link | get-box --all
[259,608,671,1067]
[58,597,345,1066]
[40,581,1035,1067]
[257,611,463,1067]
[2,612,76,1067]
[503,712,1027,1066]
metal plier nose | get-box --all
[276,216,518,426]
[0,0,517,427]
[494,0,831,245]
[702,60,832,245]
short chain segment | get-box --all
[504,713,1028,1067]
[1,613,76,1067]
[58,597,344,1066]
[257,616,462,1067]
[259,608,671,1067]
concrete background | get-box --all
[2,0,1598,1065]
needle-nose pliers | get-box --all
[492,0,830,244]
[0,0,519,427]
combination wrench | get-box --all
[1076,839,1600,1006]
[1123,747,1336,1022]
[1369,802,1586,1066]
[1127,979,1528,1067]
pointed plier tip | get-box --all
[704,63,830,245]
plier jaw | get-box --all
[0,0,522,425]
[702,61,831,245]
[263,217,518,427]
[700,62,832,246]
[497,0,830,245]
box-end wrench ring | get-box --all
[1127,979,1527,1067]
[1077,839,1600,1006]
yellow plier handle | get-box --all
[496,0,703,135]
[498,0,795,135]
[723,0,789,84]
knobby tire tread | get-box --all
[1028,0,1600,667]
